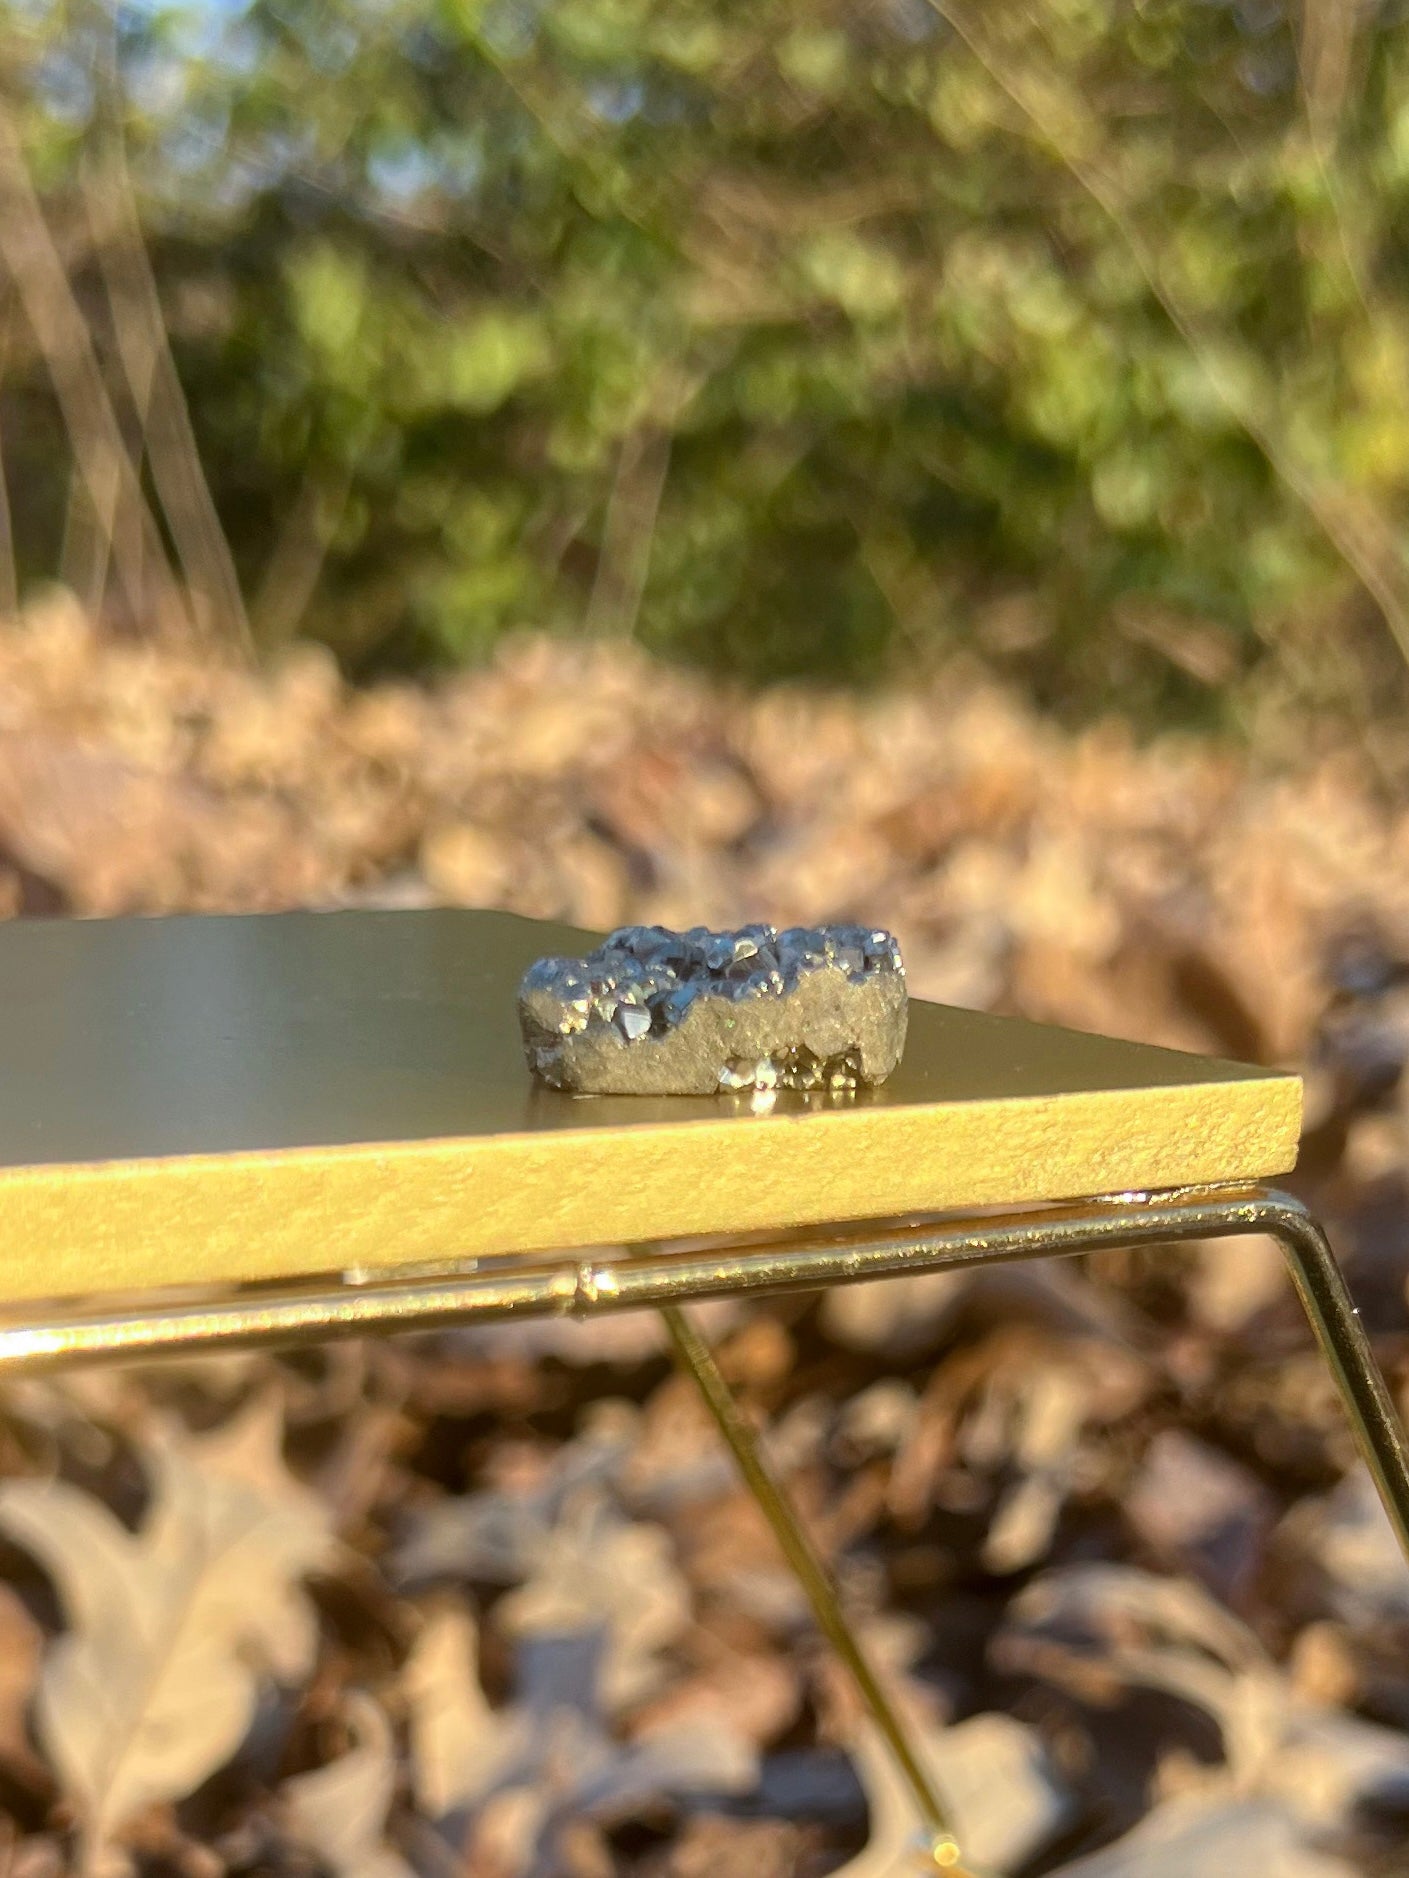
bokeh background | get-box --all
[2,3,1409,1875]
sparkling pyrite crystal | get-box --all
[518,923,907,1096]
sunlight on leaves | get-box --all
[0,1392,336,1869]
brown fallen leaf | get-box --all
[0,1397,336,1870]
[997,1562,1409,1849]
[1281,1466,1409,1627]
[1049,1793,1355,1878]
[404,1605,521,1822]
[403,1603,756,1876]
[1185,1234,1286,1332]
[820,1271,971,1356]
[832,1711,1071,1878]
[468,1488,692,1714]
[1124,1430,1274,1607]
[283,1693,413,1878]
[0,1583,46,1789]
[660,1814,807,1878]
[981,1363,1093,1576]
[994,1564,1282,1786]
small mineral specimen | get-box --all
[518,923,907,1095]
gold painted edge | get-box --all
[0,1073,1301,1304]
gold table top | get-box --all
[0,909,1301,1303]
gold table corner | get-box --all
[0,907,1300,1304]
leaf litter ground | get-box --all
[0,599,1408,1876]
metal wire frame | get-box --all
[1,1184,1406,1874]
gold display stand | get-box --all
[0,908,1402,1875]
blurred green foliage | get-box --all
[7,0,1409,717]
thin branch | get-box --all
[252,462,355,647]
[584,371,699,639]
[584,427,674,639]
[1293,0,1376,328]
[58,460,114,614]
[83,26,251,650]
[0,97,185,634]
[1298,0,1360,146]
[0,292,18,616]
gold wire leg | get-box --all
[1267,1204,1409,1562]
[659,1303,975,1876]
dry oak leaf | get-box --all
[404,1604,755,1876]
[284,1692,414,1878]
[833,1711,1071,1878]
[0,1582,46,1785]
[0,1393,336,1864]
[404,1603,521,1821]
[1050,1794,1355,1878]
[998,1562,1409,1845]
[496,1490,692,1712]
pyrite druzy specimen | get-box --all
[518,923,907,1095]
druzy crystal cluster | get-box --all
[518,923,907,1096]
